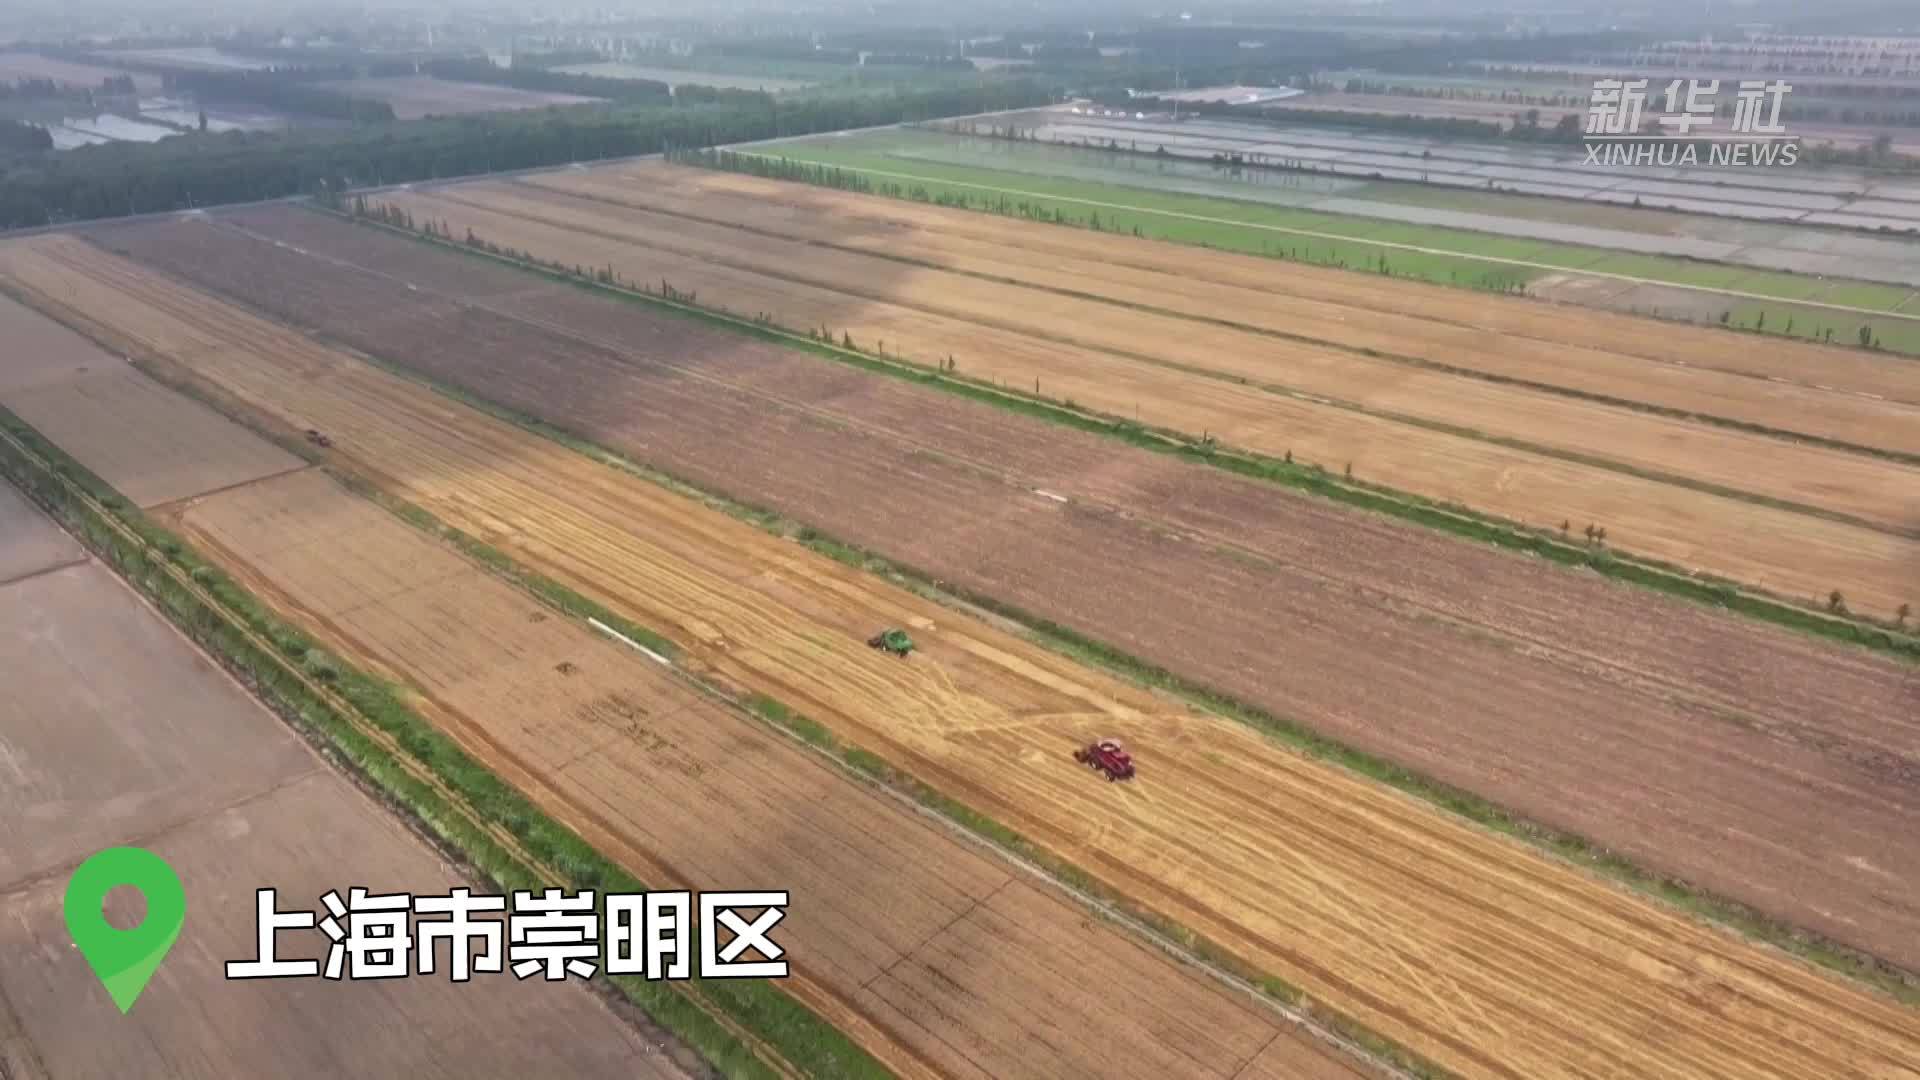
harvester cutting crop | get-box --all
[866,628,915,657]
[1074,739,1136,782]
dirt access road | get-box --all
[110,206,1920,976]
[9,233,1917,1079]
[0,468,691,1079]
[367,182,1920,617]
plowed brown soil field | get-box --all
[10,233,1918,1079]
[166,468,1339,1080]
[0,489,687,1079]
[364,183,1920,616]
[101,207,1920,974]
[527,164,1920,447]
[0,366,306,509]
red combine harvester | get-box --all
[1073,738,1136,782]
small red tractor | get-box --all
[1073,738,1136,782]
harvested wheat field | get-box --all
[0,290,306,508]
[8,234,1917,1079]
[0,293,140,393]
[529,164,1920,443]
[0,494,687,1079]
[1,366,306,508]
[312,76,602,119]
[100,205,1920,974]
[590,165,1920,403]
[396,179,1920,509]
[367,183,1920,616]
[163,466,1349,1080]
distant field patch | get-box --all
[1349,180,1685,235]
[553,62,811,92]
[98,47,268,72]
[316,76,602,120]
[0,51,156,92]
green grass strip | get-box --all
[335,204,1920,663]
[0,405,885,1080]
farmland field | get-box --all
[313,76,602,119]
[0,466,688,1078]
[8,232,1918,1080]
[774,124,1920,297]
[111,203,1920,978]
[553,61,813,92]
[0,50,155,91]
[0,478,82,583]
[166,464,1353,1080]
[0,238,1369,1079]
[361,167,1920,616]
[0,365,305,508]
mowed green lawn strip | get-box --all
[772,142,1538,288]
[768,136,1916,313]
[1819,280,1920,310]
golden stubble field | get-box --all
[7,232,1916,1079]
[166,467,1348,1080]
[528,165,1920,445]
[365,179,1920,618]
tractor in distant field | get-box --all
[305,429,333,449]
[867,628,915,657]
[1074,738,1136,782]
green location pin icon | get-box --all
[63,847,185,1014]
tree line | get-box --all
[163,68,396,125]
[0,79,1051,229]
[1,74,136,101]
[416,58,673,105]
[0,120,52,153]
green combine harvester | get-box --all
[866,628,915,657]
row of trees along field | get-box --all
[0,79,1050,229]
[413,57,674,106]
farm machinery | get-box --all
[305,429,334,449]
[1074,738,1136,782]
[866,628,915,657]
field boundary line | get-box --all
[532,177,1920,457]
[730,150,1920,324]
[162,219,1920,1014]
[0,552,91,589]
[313,205,1920,652]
